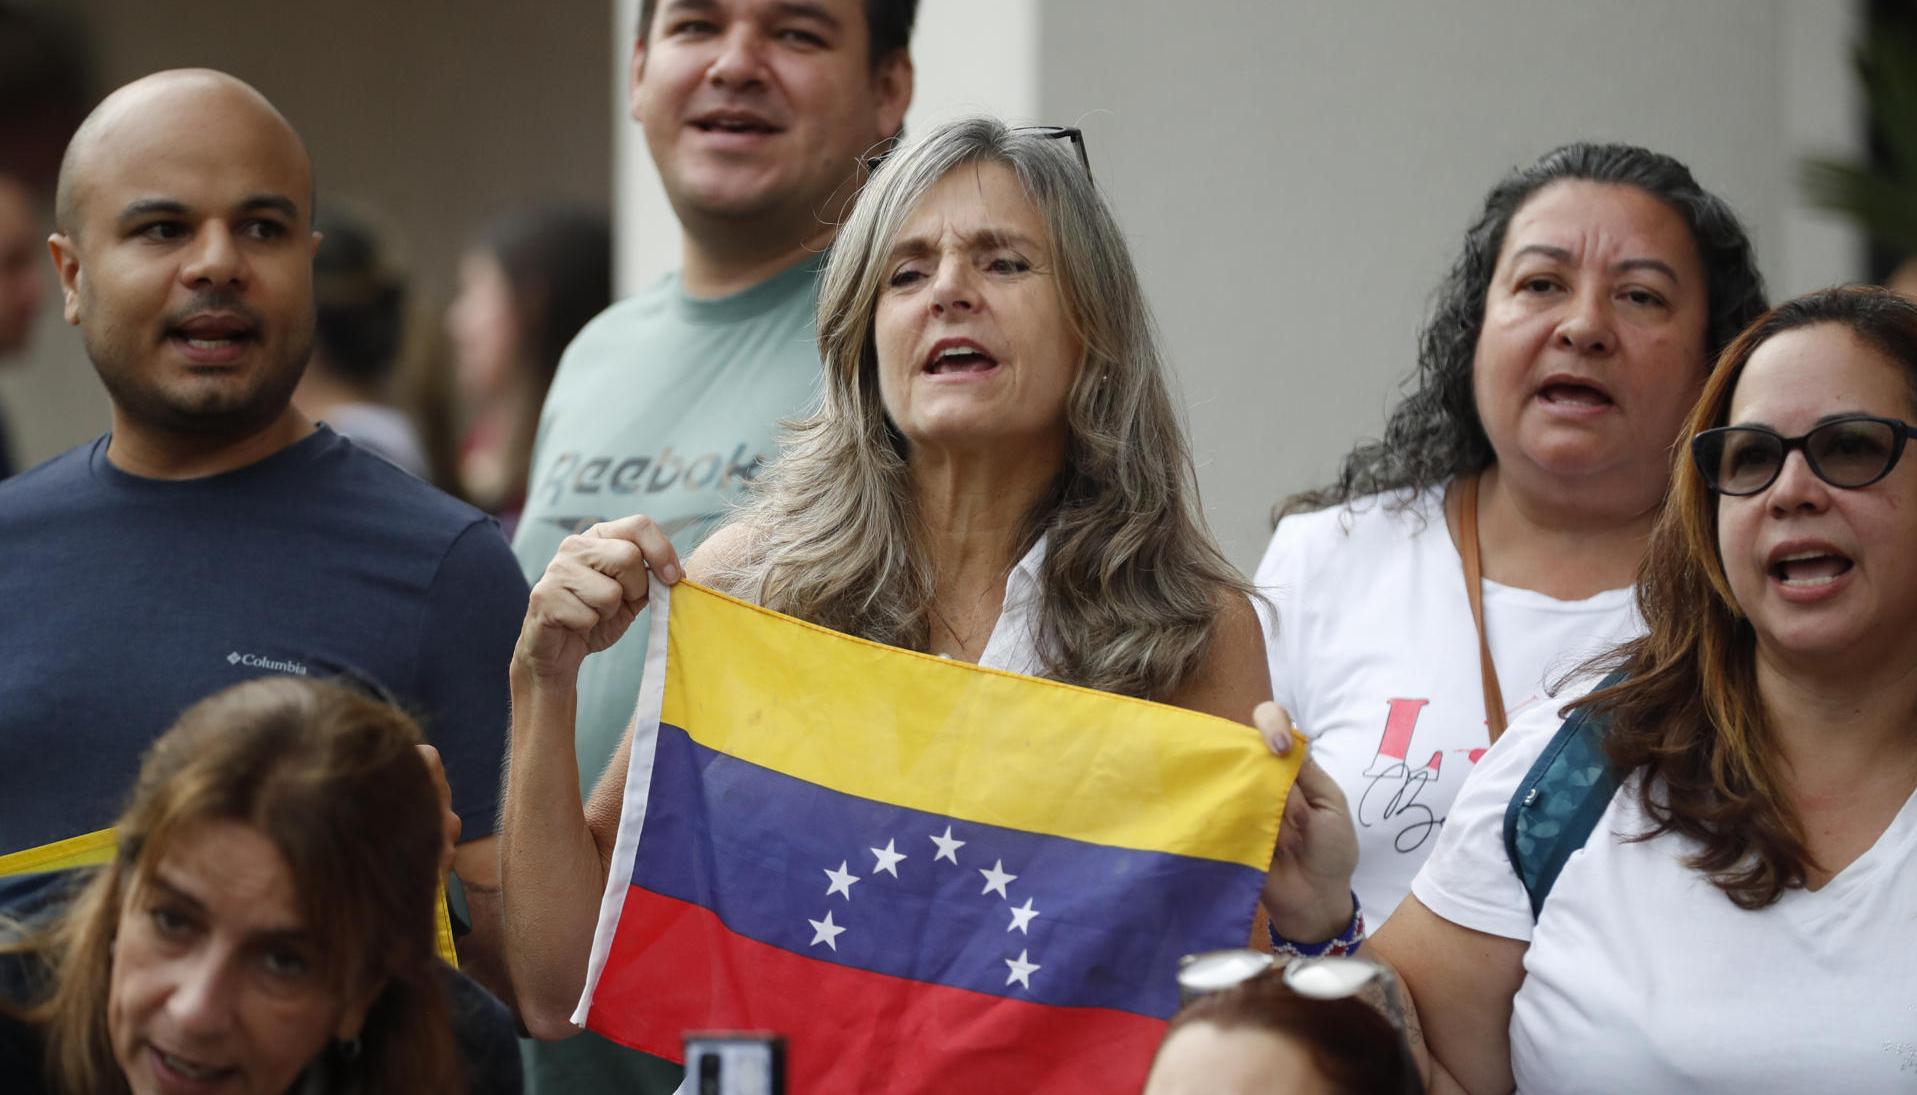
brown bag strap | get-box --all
[1457,473,1509,743]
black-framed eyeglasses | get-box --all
[863,125,1092,184]
[1691,414,1917,496]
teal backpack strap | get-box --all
[1502,670,1627,920]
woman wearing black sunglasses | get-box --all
[1261,285,1917,1093]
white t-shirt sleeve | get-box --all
[1407,677,1602,942]
[1252,511,1323,719]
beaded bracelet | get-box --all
[1267,892,1365,958]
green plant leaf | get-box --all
[1803,158,1917,253]
[1799,26,1917,255]
[1859,35,1917,182]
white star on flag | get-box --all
[869,838,907,877]
[808,910,845,951]
[931,825,965,864]
[1004,948,1040,989]
[823,860,860,899]
[979,859,1017,899]
[1007,897,1039,934]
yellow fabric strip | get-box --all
[0,829,116,875]
[658,582,1298,871]
[434,897,461,969]
[2,829,461,967]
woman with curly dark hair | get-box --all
[1265,285,1917,1092]
[1253,143,1766,924]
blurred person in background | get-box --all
[0,2,90,485]
[294,212,431,478]
[0,172,46,480]
[395,320,468,499]
[0,3,91,198]
[1253,143,1767,926]
[446,206,612,535]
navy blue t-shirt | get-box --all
[0,427,528,852]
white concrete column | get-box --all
[1776,0,1865,297]
[610,1,674,296]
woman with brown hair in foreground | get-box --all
[1143,958,1421,1095]
[0,677,466,1094]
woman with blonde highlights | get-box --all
[0,676,464,1094]
[708,117,1247,696]
[1267,285,1917,1092]
[502,117,1292,1039]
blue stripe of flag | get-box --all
[629,722,1264,1019]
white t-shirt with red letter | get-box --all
[1253,486,1639,923]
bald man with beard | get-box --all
[0,71,528,1004]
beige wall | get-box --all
[1038,0,1863,570]
[1,0,613,469]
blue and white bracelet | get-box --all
[1268,892,1365,957]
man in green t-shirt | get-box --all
[504,2,915,1090]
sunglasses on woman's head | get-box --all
[863,125,1092,182]
[1691,414,1917,496]
[1176,949,1407,1032]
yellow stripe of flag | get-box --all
[0,829,116,874]
[659,582,1295,871]
[1,829,461,967]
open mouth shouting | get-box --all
[923,337,1000,378]
[167,311,259,366]
[1767,540,1855,601]
[1535,373,1615,415]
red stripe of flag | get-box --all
[587,886,1166,1093]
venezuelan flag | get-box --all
[573,581,1298,1093]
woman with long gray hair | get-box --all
[1252,143,1768,930]
[702,118,1257,696]
[502,116,1286,1040]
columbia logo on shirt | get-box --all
[226,651,309,676]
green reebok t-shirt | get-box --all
[510,256,824,1094]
